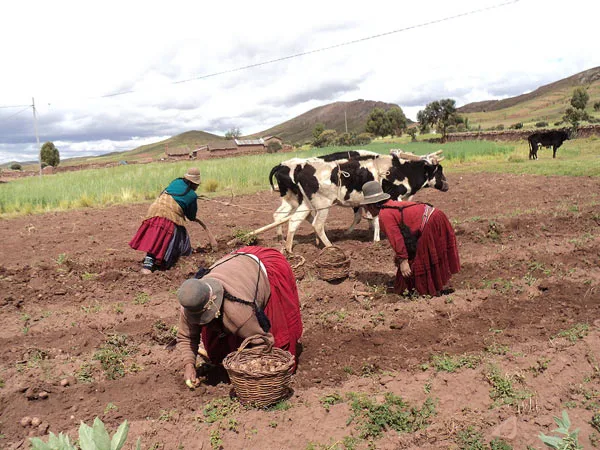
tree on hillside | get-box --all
[593,100,600,112]
[224,127,242,139]
[417,99,461,142]
[406,128,417,142]
[563,87,590,132]
[386,107,408,136]
[40,141,60,167]
[365,108,393,138]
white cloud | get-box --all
[1,0,599,163]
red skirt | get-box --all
[129,216,175,266]
[201,246,304,368]
[394,209,460,296]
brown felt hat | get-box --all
[184,167,201,185]
[360,181,390,205]
[177,278,223,325]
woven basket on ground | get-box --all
[315,245,350,281]
[222,335,295,408]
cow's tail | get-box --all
[269,164,282,192]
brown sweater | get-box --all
[177,253,272,366]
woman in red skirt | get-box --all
[129,168,218,273]
[360,181,460,296]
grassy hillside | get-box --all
[459,66,600,129]
[248,99,405,144]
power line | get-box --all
[0,104,30,109]
[101,0,520,98]
[0,105,31,123]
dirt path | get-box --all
[1,172,599,449]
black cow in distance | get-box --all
[528,130,570,159]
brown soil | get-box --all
[1,172,600,450]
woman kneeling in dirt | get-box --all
[176,245,303,387]
[360,181,460,296]
[129,167,218,274]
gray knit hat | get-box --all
[177,278,223,325]
[360,181,390,205]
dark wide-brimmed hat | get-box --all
[360,181,390,205]
[184,167,201,185]
[177,278,223,325]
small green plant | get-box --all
[158,409,177,422]
[486,364,531,407]
[30,417,141,450]
[456,425,485,449]
[267,399,292,411]
[56,253,69,265]
[93,334,136,380]
[202,397,240,424]
[539,410,583,449]
[232,228,258,246]
[104,402,118,414]
[347,392,436,440]
[209,429,223,450]
[75,363,95,383]
[553,323,589,342]
[81,272,98,281]
[590,412,600,432]
[530,358,551,376]
[490,438,513,450]
[431,353,481,372]
[133,292,151,305]
[320,393,343,412]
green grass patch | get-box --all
[2,138,598,217]
[486,364,531,407]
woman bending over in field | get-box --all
[129,167,218,274]
[360,181,460,296]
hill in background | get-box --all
[459,66,600,129]
[248,99,406,144]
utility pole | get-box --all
[32,97,42,177]
[344,110,348,133]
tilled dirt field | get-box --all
[1,172,599,450]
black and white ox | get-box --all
[528,130,570,159]
[268,149,448,252]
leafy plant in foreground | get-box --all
[30,417,140,450]
[539,410,583,449]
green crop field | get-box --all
[1,138,599,217]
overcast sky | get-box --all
[1,0,598,164]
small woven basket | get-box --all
[315,245,350,281]
[222,335,295,408]
[287,254,306,280]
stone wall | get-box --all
[444,124,600,143]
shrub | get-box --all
[510,122,523,129]
[356,132,373,145]
[594,101,600,112]
[266,141,282,153]
[495,124,505,131]
[203,179,219,192]
[535,121,549,128]
[10,163,22,170]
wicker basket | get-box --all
[222,335,295,408]
[315,245,350,281]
